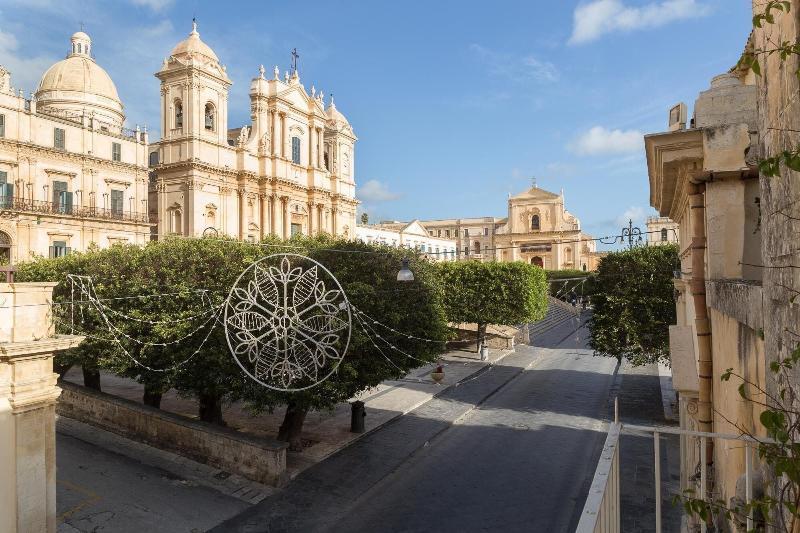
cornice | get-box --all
[0,138,148,173]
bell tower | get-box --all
[155,19,232,157]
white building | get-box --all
[0,31,152,263]
[645,216,679,246]
[149,21,358,242]
[356,220,457,261]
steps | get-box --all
[526,296,582,340]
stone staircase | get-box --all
[525,296,582,341]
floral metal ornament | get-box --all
[224,253,351,391]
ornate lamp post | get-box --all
[620,219,643,250]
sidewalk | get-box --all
[62,346,514,479]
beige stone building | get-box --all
[356,220,457,261]
[0,32,152,263]
[645,216,678,246]
[149,22,358,241]
[645,62,765,523]
[418,185,601,270]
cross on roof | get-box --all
[291,48,300,73]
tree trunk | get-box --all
[198,392,225,425]
[82,366,101,391]
[54,362,73,380]
[143,386,163,409]
[477,322,487,352]
[277,402,308,451]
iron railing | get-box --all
[0,196,154,224]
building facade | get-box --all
[645,216,679,246]
[645,62,765,526]
[418,185,602,270]
[356,220,457,261]
[149,22,358,242]
[0,32,152,263]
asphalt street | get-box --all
[215,315,620,533]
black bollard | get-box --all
[350,401,366,433]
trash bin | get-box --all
[350,401,366,433]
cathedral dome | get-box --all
[35,31,125,126]
[170,20,219,62]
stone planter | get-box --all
[431,371,445,383]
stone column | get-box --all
[269,194,276,236]
[280,113,287,159]
[270,111,277,156]
[0,282,83,533]
[259,193,266,241]
[307,202,314,235]
[331,207,338,236]
[317,204,323,235]
[282,196,289,239]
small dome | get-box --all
[35,31,124,126]
[326,97,349,126]
[170,20,219,62]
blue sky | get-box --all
[0,0,751,248]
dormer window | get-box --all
[204,103,215,131]
[175,100,183,129]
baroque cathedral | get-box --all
[149,21,358,241]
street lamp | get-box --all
[620,219,643,250]
[397,258,414,282]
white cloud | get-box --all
[130,0,174,12]
[569,0,711,45]
[617,206,647,226]
[570,126,643,156]
[470,44,558,83]
[357,180,402,203]
[0,29,58,94]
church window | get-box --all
[77,43,82,54]
[149,151,159,167]
[291,137,301,164]
[661,228,668,241]
[174,101,183,129]
[112,142,121,162]
[0,114,5,137]
[463,229,468,237]
[531,214,540,230]
[54,128,65,150]
[484,227,488,236]
[204,103,215,131]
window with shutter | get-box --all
[291,137,301,164]
[112,142,121,162]
[111,189,124,217]
[54,128,65,150]
[50,241,69,258]
[0,171,11,208]
[0,114,5,138]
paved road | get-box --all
[215,315,619,533]
[56,431,249,533]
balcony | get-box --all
[0,195,155,225]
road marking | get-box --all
[56,478,102,523]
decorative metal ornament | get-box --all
[224,253,351,391]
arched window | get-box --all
[149,151,159,167]
[531,256,543,268]
[0,230,11,265]
[582,264,587,272]
[473,241,481,255]
[661,228,668,241]
[204,103,215,131]
[174,100,183,129]
[531,214,540,230]
[291,137,301,164]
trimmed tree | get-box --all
[588,244,678,366]
[438,261,548,350]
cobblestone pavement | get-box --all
[213,316,621,533]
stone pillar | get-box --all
[282,196,289,239]
[269,194,276,236]
[280,113,287,159]
[307,202,314,235]
[317,204,323,235]
[0,282,83,533]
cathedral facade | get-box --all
[418,185,603,270]
[148,22,358,241]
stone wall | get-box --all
[57,381,288,486]
[754,1,800,398]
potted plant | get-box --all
[431,364,445,383]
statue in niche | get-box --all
[258,132,270,155]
